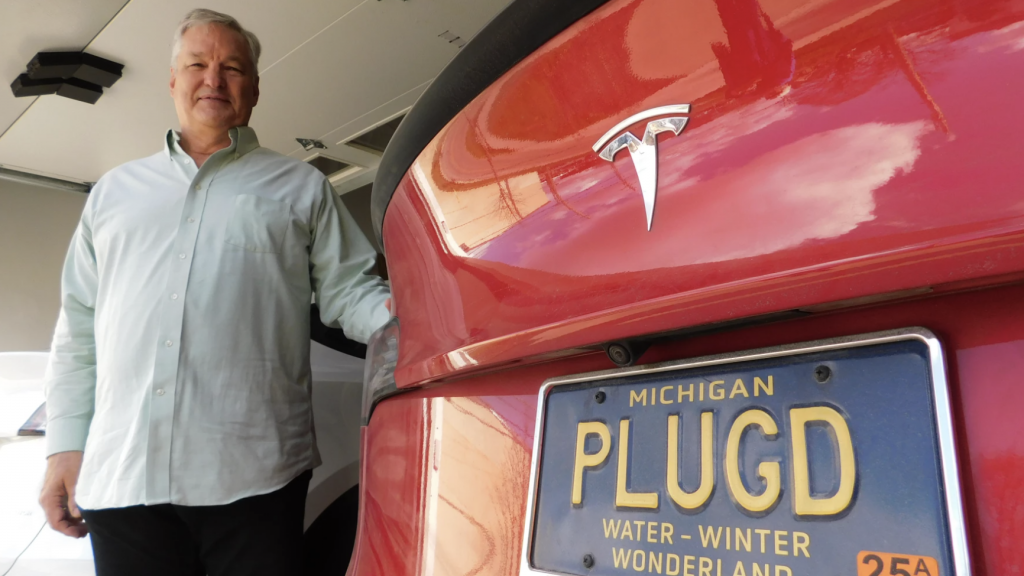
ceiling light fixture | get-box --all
[296,138,327,151]
[10,51,123,105]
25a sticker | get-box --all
[858,551,940,576]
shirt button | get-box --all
[171,293,178,300]
[187,217,195,223]
[165,340,173,347]
[184,159,192,165]
[195,184,202,191]
[155,388,165,396]
[178,253,186,259]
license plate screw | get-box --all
[595,391,606,404]
[583,554,595,569]
[814,365,832,383]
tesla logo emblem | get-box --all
[593,104,690,230]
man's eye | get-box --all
[189,63,204,68]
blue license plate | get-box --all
[522,329,969,576]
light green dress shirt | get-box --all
[44,127,390,509]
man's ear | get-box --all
[253,75,260,106]
[169,66,177,96]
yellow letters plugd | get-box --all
[571,421,611,505]
[725,409,781,513]
[667,412,714,510]
[789,406,856,516]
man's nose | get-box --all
[203,66,227,88]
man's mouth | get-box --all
[198,95,230,104]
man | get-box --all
[39,9,390,575]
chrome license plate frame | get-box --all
[518,328,970,576]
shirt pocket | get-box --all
[224,195,291,254]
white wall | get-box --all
[0,179,86,352]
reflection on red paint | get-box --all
[348,401,427,576]
[712,0,794,95]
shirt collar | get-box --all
[164,129,184,160]
[163,126,261,161]
[232,126,261,157]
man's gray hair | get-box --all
[170,8,262,74]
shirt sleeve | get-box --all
[309,179,391,344]
[44,195,99,456]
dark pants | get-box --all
[81,470,312,576]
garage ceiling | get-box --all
[0,0,510,184]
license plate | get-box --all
[519,329,969,576]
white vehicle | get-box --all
[0,346,365,576]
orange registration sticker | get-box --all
[858,551,940,576]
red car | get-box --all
[349,0,1024,573]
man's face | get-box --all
[170,23,259,134]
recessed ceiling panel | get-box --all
[348,115,403,154]
[306,154,351,177]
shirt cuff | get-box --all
[363,302,391,343]
[45,416,91,456]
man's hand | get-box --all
[40,451,88,537]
